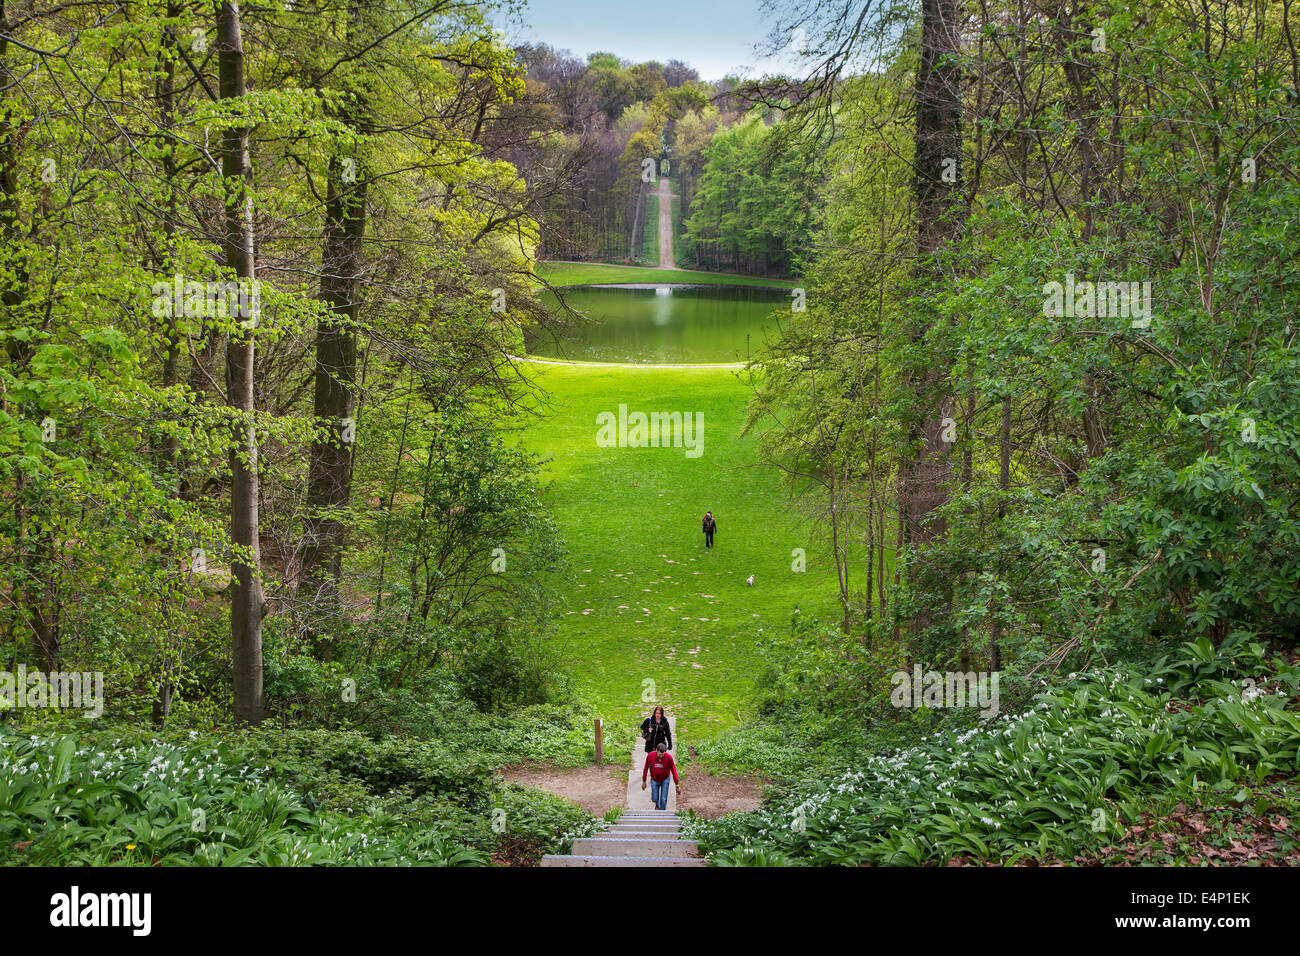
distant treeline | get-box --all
[502,46,817,276]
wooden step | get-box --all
[540,854,705,867]
[571,837,698,857]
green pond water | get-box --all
[527,284,788,364]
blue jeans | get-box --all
[650,777,670,810]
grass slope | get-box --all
[536,261,797,289]
[521,363,842,743]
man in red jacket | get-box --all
[641,742,680,810]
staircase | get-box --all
[542,714,702,866]
[540,811,704,867]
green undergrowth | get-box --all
[0,704,623,866]
[683,635,1300,866]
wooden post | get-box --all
[594,718,603,764]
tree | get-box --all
[216,0,264,726]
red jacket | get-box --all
[643,750,678,784]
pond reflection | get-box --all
[528,284,787,364]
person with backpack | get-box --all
[641,706,672,754]
[641,742,680,810]
[702,511,716,549]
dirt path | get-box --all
[656,174,679,270]
[506,710,766,819]
[503,764,627,817]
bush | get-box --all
[0,730,488,866]
[684,636,1300,865]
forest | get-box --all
[0,0,1298,894]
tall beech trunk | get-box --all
[154,4,182,724]
[217,0,263,726]
[301,2,369,659]
[903,0,963,545]
[902,0,964,640]
[301,153,365,658]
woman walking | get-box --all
[641,705,672,754]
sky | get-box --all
[491,0,798,81]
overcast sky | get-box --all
[492,0,799,81]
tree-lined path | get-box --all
[656,173,679,269]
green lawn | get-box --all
[520,363,842,745]
[535,261,798,289]
[639,194,659,266]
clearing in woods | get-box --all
[518,363,843,742]
[517,202,817,818]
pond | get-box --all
[526,284,789,364]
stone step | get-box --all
[615,824,680,830]
[620,812,680,820]
[610,818,680,826]
[608,822,680,829]
[540,854,706,867]
[605,829,683,838]
[615,823,680,830]
[571,837,698,858]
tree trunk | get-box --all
[154,4,182,724]
[217,0,263,726]
[990,396,1011,671]
[902,0,965,632]
[301,161,366,658]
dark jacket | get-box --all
[702,515,716,533]
[641,714,673,753]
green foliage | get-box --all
[0,729,488,866]
[681,114,825,276]
[685,637,1300,866]
[0,719,613,866]
[639,194,660,266]
[695,615,911,778]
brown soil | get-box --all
[505,760,766,820]
[677,765,766,819]
[503,763,628,817]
